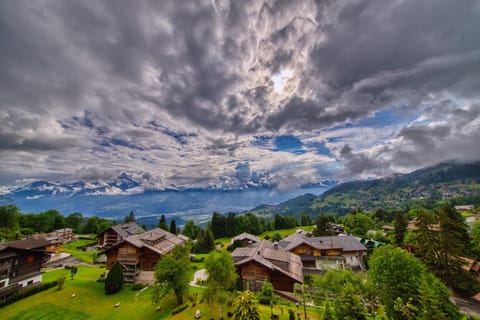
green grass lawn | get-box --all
[260,226,315,240]
[3,265,322,320]
[2,266,163,320]
[62,239,99,264]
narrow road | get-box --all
[452,296,480,317]
[190,269,207,287]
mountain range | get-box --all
[1,161,479,225]
[249,161,480,217]
[0,173,334,225]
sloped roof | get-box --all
[231,232,260,243]
[6,237,50,250]
[105,228,187,256]
[278,233,367,252]
[232,240,303,283]
[103,222,146,238]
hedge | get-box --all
[0,280,58,308]
[171,304,189,315]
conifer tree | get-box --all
[105,261,124,294]
[394,211,408,246]
[169,219,177,234]
[123,211,135,223]
[158,214,168,231]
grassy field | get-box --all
[2,228,326,319]
[3,265,321,320]
[2,266,163,320]
[260,226,315,240]
[62,239,99,264]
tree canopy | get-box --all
[368,245,459,319]
[232,291,260,320]
[154,244,190,305]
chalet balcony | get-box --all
[117,255,139,264]
[0,264,10,272]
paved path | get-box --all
[190,269,207,287]
[452,296,480,317]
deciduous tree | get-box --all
[204,250,237,318]
[154,244,190,305]
[368,245,459,319]
[232,291,260,320]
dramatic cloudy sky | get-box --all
[1,0,480,190]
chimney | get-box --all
[273,241,278,249]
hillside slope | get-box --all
[250,161,480,217]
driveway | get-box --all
[190,269,208,287]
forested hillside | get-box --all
[249,161,480,217]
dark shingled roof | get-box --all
[104,228,187,256]
[231,232,260,244]
[107,222,146,238]
[6,237,50,250]
[278,233,367,252]
[232,240,303,283]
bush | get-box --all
[171,304,189,315]
[271,232,282,242]
[57,276,66,291]
[0,281,58,308]
[132,283,145,291]
[104,261,124,294]
[258,295,272,305]
[288,309,295,320]
[227,240,243,252]
[190,256,205,263]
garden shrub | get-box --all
[132,283,145,290]
[0,281,58,308]
[171,304,188,315]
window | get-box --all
[27,256,34,263]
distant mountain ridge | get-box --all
[0,173,333,225]
[249,161,480,217]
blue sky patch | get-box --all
[306,141,333,157]
[357,109,416,127]
[273,135,306,155]
[98,138,144,151]
[163,129,197,145]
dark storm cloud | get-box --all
[339,101,480,176]
[310,0,480,91]
[1,0,480,186]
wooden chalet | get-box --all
[278,232,367,272]
[103,228,188,283]
[232,240,303,293]
[231,232,261,247]
[52,228,75,242]
[0,238,49,301]
[98,222,145,248]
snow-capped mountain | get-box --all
[0,173,336,224]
